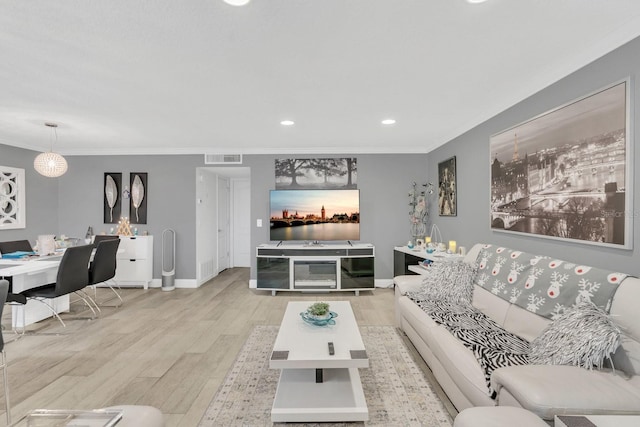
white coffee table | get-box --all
[270,301,369,423]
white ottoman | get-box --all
[101,405,164,427]
[453,407,548,427]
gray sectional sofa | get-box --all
[394,243,640,421]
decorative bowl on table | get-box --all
[300,310,338,326]
[301,302,338,326]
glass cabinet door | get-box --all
[340,257,374,289]
[257,257,290,289]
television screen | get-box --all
[270,189,360,241]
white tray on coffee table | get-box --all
[270,301,369,423]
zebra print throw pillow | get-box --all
[529,301,621,370]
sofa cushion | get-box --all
[502,303,551,342]
[609,277,640,376]
[454,407,547,427]
[529,301,621,369]
[427,322,491,403]
[474,244,625,319]
[472,285,510,328]
[409,299,530,397]
[398,295,440,330]
[492,365,640,420]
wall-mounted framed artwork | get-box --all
[438,156,456,216]
[490,79,631,248]
[275,158,357,189]
[0,166,26,229]
[104,172,122,224]
[129,172,147,224]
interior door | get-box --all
[232,178,251,267]
[217,177,230,273]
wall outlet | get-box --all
[257,219,263,227]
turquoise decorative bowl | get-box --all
[300,311,338,326]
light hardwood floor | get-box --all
[1,268,454,426]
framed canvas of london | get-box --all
[438,156,456,216]
[490,79,632,248]
[0,166,26,229]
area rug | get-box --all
[199,325,453,427]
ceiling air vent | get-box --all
[204,154,243,165]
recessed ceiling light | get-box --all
[224,0,250,6]
[467,0,488,3]
[280,120,295,126]
[381,119,396,125]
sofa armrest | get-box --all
[492,365,640,420]
[393,275,423,295]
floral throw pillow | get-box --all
[529,301,621,369]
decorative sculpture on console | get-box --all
[409,182,434,244]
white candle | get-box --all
[448,240,457,253]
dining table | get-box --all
[0,252,69,328]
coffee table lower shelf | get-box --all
[271,368,368,423]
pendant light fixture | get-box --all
[34,122,68,178]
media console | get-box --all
[256,243,375,295]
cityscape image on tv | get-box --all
[270,189,360,241]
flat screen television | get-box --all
[270,189,360,242]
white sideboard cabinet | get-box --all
[113,235,153,289]
[256,243,375,296]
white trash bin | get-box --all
[162,228,176,291]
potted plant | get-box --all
[307,302,331,320]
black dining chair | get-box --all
[0,240,31,305]
[92,235,119,247]
[0,279,12,424]
[89,238,122,306]
[20,244,95,328]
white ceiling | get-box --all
[2,1,640,156]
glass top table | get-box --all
[11,409,123,427]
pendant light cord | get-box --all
[45,122,58,152]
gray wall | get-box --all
[8,35,638,279]
[427,36,640,275]
[56,155,201,280]
[0,144,60,242]
[245,153,429,281]
[2,148,427,281]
